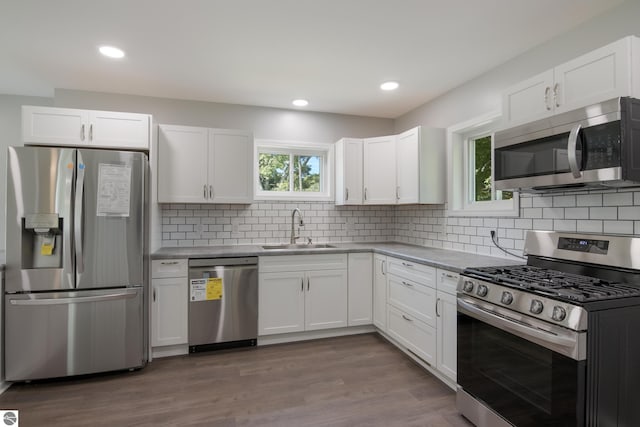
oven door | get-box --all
[457,296,586,427]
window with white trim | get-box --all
[448,112,519,216]
[255,140,333,201]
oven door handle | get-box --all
[457,297,585,361]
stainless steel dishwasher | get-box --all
[188,257,258,352]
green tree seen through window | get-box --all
[474,136,512,202]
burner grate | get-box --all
[464,265,640,302]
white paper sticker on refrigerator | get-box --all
[96,163,132,217]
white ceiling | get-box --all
[0,0,625,118]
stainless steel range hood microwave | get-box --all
[494,97,640,193]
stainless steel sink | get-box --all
[262,244,336,250]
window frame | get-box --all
[254,139,333,201]
[447,111,519,217]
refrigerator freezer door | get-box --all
[5,146,75,292]
[75,149,146,289]
[4,288,145,381]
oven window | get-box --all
[458,312,585,427]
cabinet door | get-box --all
[336,138,364,205]
[22,106,88,146]
[554,37,631,114]
[363,136,396,204]
[396,127,419,204]
[373,254,387,331]
[157,124,208,203]
[305,269,348,331]
[151,277,188,347]
[436,290,457,382]
[347,253,372,326]
[259,271,305,335]
[88,111,150,149]
[501,69,554,127]
[209,129,254,203]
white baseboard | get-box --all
[151,344,189,358]
[257,325,376,346]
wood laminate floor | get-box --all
[0,333,472,427]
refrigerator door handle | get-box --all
[63,154,75,278]
[9,290,138,306]
[75,153,86,274]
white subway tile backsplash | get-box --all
[160,190,639,252]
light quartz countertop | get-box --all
[152,241,522,273]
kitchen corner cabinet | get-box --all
[157,124,253,204]
[347,252,373,326]
[339,126,445,206]
[151,259,188,347]
[363,135,397,204]
[258,255,348,336]
[372,254,387,331]
[436,268,459,383]
[396,126,445,204]
[502,36,640,127]
[335,138,363,205]
[22,106,151,150]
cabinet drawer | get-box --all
[388,274,436,327]
[436,269,459,295]
[151,259,188,278]
[387,305,436,366]
[387,257,435,287]
[259,254,348,273]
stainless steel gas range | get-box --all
[456,230,640,427]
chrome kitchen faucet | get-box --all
[290,208,305,244]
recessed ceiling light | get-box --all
[380,81,399,91]
[292,99,309,107]
[99,45,125,59]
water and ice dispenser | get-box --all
[21,213,63,269]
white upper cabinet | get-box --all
[363,135,397,204]
[339,126,445,205]
[396,126,446,205]
[502,36,640,128]
[22,106,150,150]
[208,129,254,203]
[335,138,363,205]
[157,124,253,204]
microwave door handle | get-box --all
[567,124,582,178]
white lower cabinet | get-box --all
[436,269,459,383]
[258,255,348,336]
[151,260,188,348]
[347,253,373,326]
[372,254,387,331]
[387,305,436,366]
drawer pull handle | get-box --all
[402,314,413,322]
[443,273,456,279]
[401,262,414,267]
[161,261,179,265]
[401,281,413,288]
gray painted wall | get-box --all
[394,0,640,131]
[54,89,394,142]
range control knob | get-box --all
[501,291,514,305]
[552,306,567,321]
[530,299,544,315]
[476,284,488,297]
[463,280,475,293]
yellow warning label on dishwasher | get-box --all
[206,278,223,300]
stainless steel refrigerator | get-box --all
[4,146,148,381]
